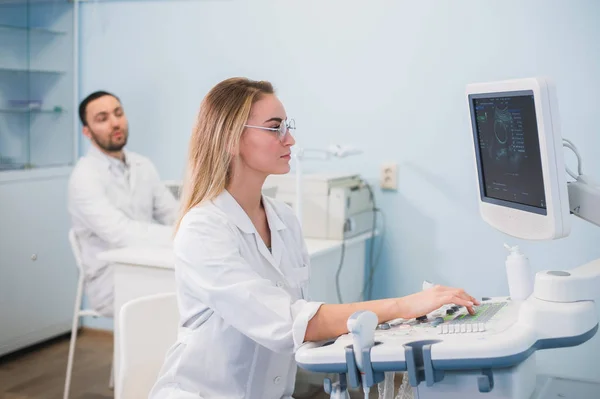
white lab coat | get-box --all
[68,145,178,316]
[149,190,324,399]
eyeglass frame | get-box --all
[243,118,296,141]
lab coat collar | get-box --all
[212,190,287,271]
[263,196,287,232]
[262,196,286,269]
[211,190,287,234]
[86,144,137,170]
[87,145,143,192]
[212,190,255,234]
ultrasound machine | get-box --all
[294,77,600,398]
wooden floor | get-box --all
[0,330,403,399]
[0,329,113,399]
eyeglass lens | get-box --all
[279,119,295,139]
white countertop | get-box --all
[97,231,374,269]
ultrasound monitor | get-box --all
[466,77,571,240]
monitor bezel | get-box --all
[466,77,570,240]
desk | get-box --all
[98,232,373,395]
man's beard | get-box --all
[89,127,128,152]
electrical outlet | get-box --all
[380,162,397,190]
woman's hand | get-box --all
[395,285,480,320]
[305,285,480,342]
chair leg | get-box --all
[63,314,79,399]
[109,358,114,389]
[64,273,85,399]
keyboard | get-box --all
[438,302,507,334]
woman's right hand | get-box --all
[395,285,480,320]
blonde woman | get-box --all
[149,77,479,399]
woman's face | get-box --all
[239,94,295,176]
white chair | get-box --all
[117,292,179,399]
[63,229,113,399]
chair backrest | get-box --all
[117,292,179,399]
[163,180,182,200]
[68,229,84,274]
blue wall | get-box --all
[79,0,600,380]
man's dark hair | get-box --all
[78,91,120,126]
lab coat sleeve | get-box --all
[175,211,323,354]
[148,163,179,225]
[68,167,173,247]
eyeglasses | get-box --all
[244,118,296,142]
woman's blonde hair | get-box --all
[175,77,274,233]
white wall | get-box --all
[79,0,600,381]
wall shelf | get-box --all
[0,23,66,35]
[0,66,66,74]
[0,107,65,114]
[0,0,75,172]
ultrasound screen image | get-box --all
[471,93,546,211]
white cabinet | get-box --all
[0,0,78,357]
[0,170,77,356]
